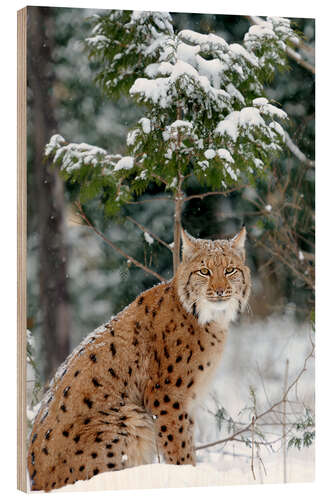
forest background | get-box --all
[27,6,314,387]
[2,0,332,498]
[23,5,317,486]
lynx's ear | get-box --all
[230,226,246,262]
[181,228,198,261]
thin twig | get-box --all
[75,202,165,282]
[126,216,172,252]
[256,446,267,479]
[195,344,314,452]
[255,238,314,290]
[183,185,248,203]
[283,359,289,483]
[150,173,169,186]
[251,416,256,480]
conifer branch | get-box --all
[75,202,165,282]
[125,197,173,205]
[245,15,315,75]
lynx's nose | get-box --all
[215,288,225,297]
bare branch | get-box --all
[195,343,314,452]
[126,215,172,252]
[75,202,165,282]
[183,185,248,203]
[251,416,256,480]
[255,238,314,290]
[150,173,169,186]
[283,359,289,483]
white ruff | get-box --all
[196,297,238,326]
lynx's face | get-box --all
[176,228,251,326]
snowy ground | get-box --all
[48,312,314,493]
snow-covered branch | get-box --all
[245,16,315,75]
[285,131,315,168]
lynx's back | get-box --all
[28,228,250,491]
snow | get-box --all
[253,97,269,107]
[217,148,234,163]
[113,156,134,172]
[204,149,216,160]
[56,455,314,493]
[261,103,288,120]
[145,61,174,78]
[196,55,224,89]
[215,115,239,142]
[126,129,140,147]
[56,464,227,492]
[131,55,231,113]
[239,107,266,127]
[265,204,272,212]
[139,117,151,134]
[169,120,193,130]
[144,232,154,245]
[225,165,238,181]
[44,134,65,156]
[247,22,276,40]
[176,41,200,67]
[178,29,229,53]
[85,34,109,48]
[63,145,107,171]
[216,106,271,143]
[130,77,171,108]
[229,43,258,67]
[270,121,285,140]
[198,160,209,171]
[226,83,245,105]
[170,60,200,82]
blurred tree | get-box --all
[27,7,70,382]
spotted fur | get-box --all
[28,228,250,491]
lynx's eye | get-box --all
[198,267,210,277]
[225,266,236,276]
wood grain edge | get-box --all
[17,6,27,493]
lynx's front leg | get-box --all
[145,384,196,465]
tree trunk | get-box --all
[27,7,70,383]
[173,193,183,275]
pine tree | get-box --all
[46,11,298,276]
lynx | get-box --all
[28,227,251,491]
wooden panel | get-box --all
[17,6,27,492]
